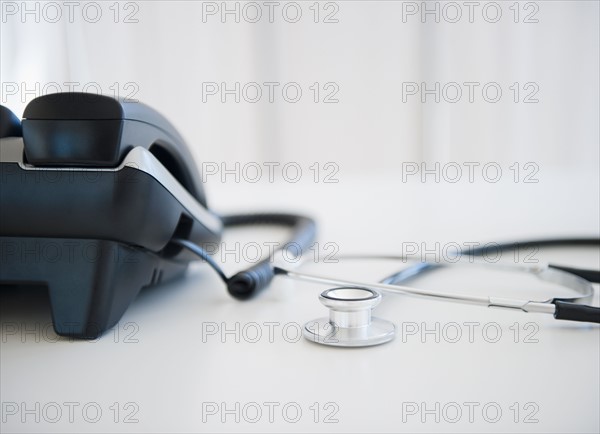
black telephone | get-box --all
[0,93,315,338]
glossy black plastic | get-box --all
[0,99,221,338]
[22,92,207,206]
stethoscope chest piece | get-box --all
[303,287,396,347]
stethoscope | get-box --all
[172,216,600,348]
[276,258,598,347]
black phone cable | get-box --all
[171,213,317,300]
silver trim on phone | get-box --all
[0,137,223,234]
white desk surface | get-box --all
[1,170,599,433]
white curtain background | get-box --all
[1,1,598,174]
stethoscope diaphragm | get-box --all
[303,287,396,347]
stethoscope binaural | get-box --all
[173,231,600,348]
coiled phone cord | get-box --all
[171,213,317,300]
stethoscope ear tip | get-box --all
[303,287,396,347]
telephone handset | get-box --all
[0,93,315,338]
[21,92,207,205]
